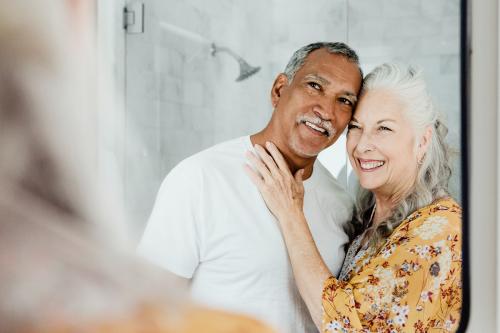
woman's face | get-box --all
[347,89,425,198]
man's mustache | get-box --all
[297,114,336,137]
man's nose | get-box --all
[312,99,336,121]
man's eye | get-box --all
[339,97,353,106]
[307,82,321,90]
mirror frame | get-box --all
[458,0,470,331]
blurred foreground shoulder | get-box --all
[32,304,276,333]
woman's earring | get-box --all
[417,154,425,166]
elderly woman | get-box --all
[245,64,461,332]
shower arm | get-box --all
[210,43,246,64]
[210,43,260,81]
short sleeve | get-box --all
[137,160,202,278]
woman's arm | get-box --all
[245,143,462,332]
[244,142,332,329]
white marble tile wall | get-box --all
[346,0,461,201]
[125,0,350,234]
[123,0,461,235]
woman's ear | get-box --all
[417,125,433,161]
[270,74,289,108]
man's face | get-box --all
[270,49,362,158]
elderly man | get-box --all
[138,42,363,333]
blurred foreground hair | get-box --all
[0,1,273,332]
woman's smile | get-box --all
[357,158,385,172]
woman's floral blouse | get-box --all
[322,197,462,332]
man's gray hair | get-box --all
[283,42,363,82]
[347,63,453,247]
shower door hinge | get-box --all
[123,2,144,34]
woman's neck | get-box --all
[371,178,415,226]
[372,190,407,226]
[372,196,393,226]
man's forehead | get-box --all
[300,53,361,80]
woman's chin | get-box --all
[358,179,383,192]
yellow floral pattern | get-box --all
[322,197,462,332]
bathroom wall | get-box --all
[345,0,461,197]
[124,0,349,235]
[121,0,461,236]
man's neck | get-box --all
[249,129,316,180]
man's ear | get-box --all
[271,74,289,108]
[417,125,433,160]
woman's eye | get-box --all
[347,123,359,130]
[307,82,321,90]
[378,126,392,131]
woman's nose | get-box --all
[356,132,376,153]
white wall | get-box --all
[346,0,462,200]
[123,0,350,234]
[122,0,462,237]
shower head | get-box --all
[211,43,260,82]
[158,22,260,81]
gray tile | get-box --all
[440,55,459,75]
[383,17,441,39]
[158,74,184,102]
[419,35,459,55]
[159,100,186,129]
[348,0,383,19]
[127,69,158,101]
[127,96,160,129]
[421,0,460,19]
[441,16,460,38]
[182,80,205,107]
[347,18,386,42]
[382,0,421,18]
[187,106,215,132]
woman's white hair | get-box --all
[348,63,452,247]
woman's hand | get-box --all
[244,141,305,223]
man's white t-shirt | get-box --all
[137,136,353,333]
